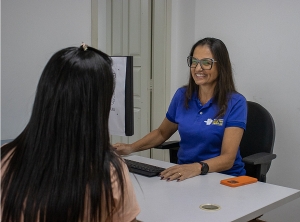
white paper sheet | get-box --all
[109,57,127,136]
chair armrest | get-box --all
[243,152,277,165]
[154,141,180,149]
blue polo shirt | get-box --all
[166,87,247,176]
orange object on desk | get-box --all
[220,176,258,187]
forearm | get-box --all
[114,118,177,155]
[130,129,166,152]
[204,154,235,173]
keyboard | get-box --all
[124,159,165,177]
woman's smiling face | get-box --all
[191,45,218,88]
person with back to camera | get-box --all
[1,43,140,222]
[114,37,247,182]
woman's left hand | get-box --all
[160,163,201,182]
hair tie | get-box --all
[81,42,88,51]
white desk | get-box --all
[125,155,300,222]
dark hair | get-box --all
[185,37,236,118]
[1,46,125,222]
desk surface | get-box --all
[125,155,300,222]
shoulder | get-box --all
[226,92,247,114]
[228,92,247,106]
[174,87,186,96]
[110,156,134,189]
[229,92,246,102]
[110,157,127,180]
[171,87,187,102]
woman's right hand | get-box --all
[113,143,134,155]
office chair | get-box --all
[154,101,276,182]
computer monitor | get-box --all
[109,56,134,136]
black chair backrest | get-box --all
[240,101,276,179]
[240,101,275,158]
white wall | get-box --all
[171,0,300,221]
[167,0,196,141]
[1,0,91,139]
[170,0,195,97]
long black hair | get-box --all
[1,45,125,222]
[185,37,237,118]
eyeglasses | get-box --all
[187,56,217,70]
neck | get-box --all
[198,85,215,105]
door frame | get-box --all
[150,0,172,161]
[91,0,172,161]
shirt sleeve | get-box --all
[225,94,247,130]
[166,88,185,123]
[110,160,140,222]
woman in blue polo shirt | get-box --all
[114,37,247,181]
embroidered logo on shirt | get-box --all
[204,118,223,126]
[204,118,213,125]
